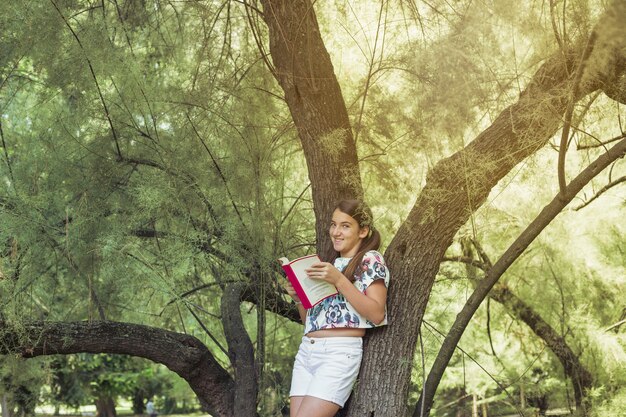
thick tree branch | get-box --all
[0,320,235,417]
[415,136,626,416]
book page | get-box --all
[280,255,337,308]
[289,256,337,305]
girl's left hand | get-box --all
[305,262,343,285]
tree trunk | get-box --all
[259,0,363,251]
[456,388,469,417]
[472,395,478,417]
[131,389,144,415]
[221,284,259,417]
[95,396,116,417]
[1,394,10,417]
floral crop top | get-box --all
[304,250,390,334]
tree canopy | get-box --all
[0,1,624,417]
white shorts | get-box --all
[290,336,363,407]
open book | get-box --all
[279,254,338,309]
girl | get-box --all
[284,199,390,417]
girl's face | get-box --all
[329,209,369,258]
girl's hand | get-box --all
[305,262,343,286]
[283,280,301,303]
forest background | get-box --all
[0,1,624,417]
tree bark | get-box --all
[221,284,259,417]
[0,321,235,417]
[1,394,10,417]
[95,396,116,417]
[259,0,363,251]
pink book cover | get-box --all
[279,254,338,309]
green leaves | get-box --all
[1,1,624,416]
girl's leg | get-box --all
[290,396,304,417]
[293,395,340,417]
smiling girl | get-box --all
[284,199,390,417]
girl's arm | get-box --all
[335,276,387,324]
[284,281,307,324]
[306,262,387,324]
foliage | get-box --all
[589,386,626,417]
[0,0,624,416]
[46,355,173,410]
[0,356,45,417]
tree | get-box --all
[257,1,626,416]
[0,357,44,417]
[47,354,160,417]
[0,1,625,417]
